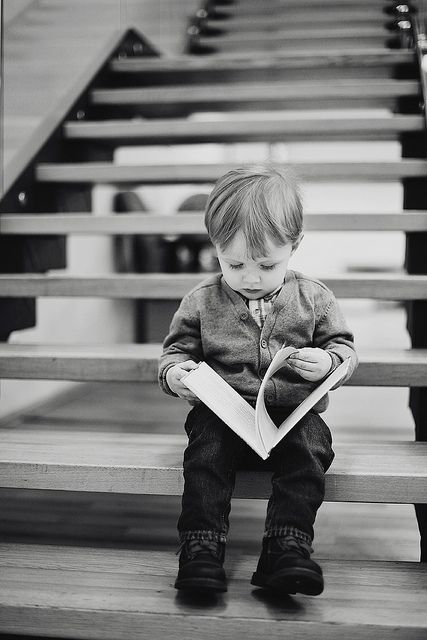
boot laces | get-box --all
[273,535,312,558]
[185,538,221,559]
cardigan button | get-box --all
[240,312,248,320]
[261,339,268,348]
[266,394,274,403]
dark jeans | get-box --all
[178,403,335,547]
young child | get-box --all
[159,164,358,596]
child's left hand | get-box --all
[288,348,333,382]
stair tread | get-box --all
[2,212,427,234]
[207,15,393,29]
[0,432,426,502]
[111,49,415,74]
[92,81,419,105]
[35,161,427,184]
[65,115,423,144]
[202,26,390,41]
[0,544,426,638]
[196,33,391,52]
[0,344,426,386]
[1,273,427,300]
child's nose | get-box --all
[243,270,260,284]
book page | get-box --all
[269,357,351,452]
[254,347,299,454]
[182,362,267,459]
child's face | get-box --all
[216,231,295,300]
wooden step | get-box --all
[1,273,427,301]
[218,2,389,18]
[201,27,391,43]
[65,115,424,144]
[220,0,388,8]
[0,345,426,385]
[195,31,393,54]
[2,212,427,234]
[0,430,426,502]
[206,15,394,31]
[35,160,427,185]
[110,49,416,82]
[1,544,426,640]
[92,79,419,113]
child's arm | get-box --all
[158,293,204,399]
[288,292,358,386]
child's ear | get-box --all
[291,234,304,255]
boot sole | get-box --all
[251,567,324,596]
[175,576,227,592]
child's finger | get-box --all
[289,350,317,363]
[289,358,316,371]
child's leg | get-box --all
[178,403,240,545]
[264,410,335,542]
[250,410,334,595]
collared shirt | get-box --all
[246,285,283,328]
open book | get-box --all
[182,346,350,460]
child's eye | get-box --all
[260,264,276,271]
[229,263,243,270]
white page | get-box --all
[182,362,267,458]
[255,347,299,454]
[270,358,351,451]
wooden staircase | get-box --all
[1,0,427,637]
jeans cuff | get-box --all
[178,530,227,545]
[263,526,312,546]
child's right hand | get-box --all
[166,360,200,403]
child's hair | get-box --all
[204,164,303,259]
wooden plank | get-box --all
[206,15,393,31]
[0,545,426,639]
[223,0,387,8]
[110,49,415,81]
[1,273,427,301]
[92,80,419,110]
[0,345,426,385]
[2,212,427,235]
[64,115,424,144]
[196,31,392,53]
[0,430,426,503]
[203,27,391,43]
[35,161,427,184]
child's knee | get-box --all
[184,404,230,444]
[287,412,334,470]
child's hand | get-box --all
[288,348,333,382]
[166,360,200,403]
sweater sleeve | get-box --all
[314,293,359,387]
[158,292,204,396]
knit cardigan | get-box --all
[159,271,358,412]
